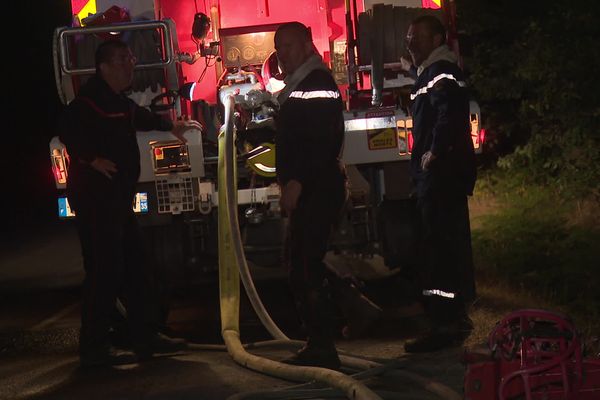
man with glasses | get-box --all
[401,16,477,353]
[60,39,202,367]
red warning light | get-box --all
[421,0,441,9]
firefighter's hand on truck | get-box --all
[171,117,203,143]
[421,151,437,171]
[90,157,118,179]
[400,57,412,72]
[280,180,302,215]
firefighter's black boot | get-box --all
[330,277,382,339]
[283,342,341,370]
[282,283,341,370]
[80,332,138,369]
[134,332,189,361]
[404,298,472,353]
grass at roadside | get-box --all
[468,170,600,352]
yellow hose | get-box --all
[218,121,240,336]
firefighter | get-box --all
[401,15,477,353]
[274,22,347,369]
[59,39,201,367]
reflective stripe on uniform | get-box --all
[423,289,456,299]
[288,90,340,100]
[410,73,466,100]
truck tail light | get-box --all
[396,118,413,155]
[51,147,69,186]
[470,113,483,150]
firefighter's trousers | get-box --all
[416,189,476,322]
[285,175,347,348]
[74,201,158,356]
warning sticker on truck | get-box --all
[367,128,398,150]
[364,109,397,150]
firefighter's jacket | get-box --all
[275,66,345,193]
[409,48,476,198]
[59,75,173,211]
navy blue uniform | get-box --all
[276,69,347,348]
[409,59,476,317]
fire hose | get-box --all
[215,93,463,400]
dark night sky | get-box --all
[5,3,73,243]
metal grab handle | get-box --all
[56,20,175,75]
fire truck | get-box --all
[50,0,484,281]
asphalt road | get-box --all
[0,222,468,400]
